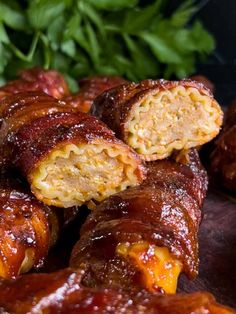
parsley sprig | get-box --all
[0,0,215,90]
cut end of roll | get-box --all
[116,241,183,294]
[125,84,222,161]
[30,142,145,208]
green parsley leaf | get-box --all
[0,0,215,84]
[140,32,182,64]
[27,0,66,30]
[0,2,26,30]
[85,0,138,10]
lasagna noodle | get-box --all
[30,142,145,208]
[91,79,223,161]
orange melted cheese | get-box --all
[116,241,183,294]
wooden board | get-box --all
[179,189,236,307]
[43,187,236,308]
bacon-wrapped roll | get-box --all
[64,75,127,113]
[0,268,234,314]
[15,112,145,208]
[0,67,69,100]
[0,93,145,208]
[211,99,236,191]
[0,174,59,279]
[91,79,223,161]
[70,149,207,294]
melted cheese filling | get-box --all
[127,86,222,161]
[0,259,7,278]
[116,241,183,294]
[30,143,141,208]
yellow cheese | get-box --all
[116,241,182,294]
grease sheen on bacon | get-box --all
[91,79,223,161]
[0,67,69,100]
[190,75,215,93]
[70,149,207,293]
[0,172,59,279]
[0,268,234,314]
[0,92,77,166]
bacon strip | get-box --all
[64,76,127,113]
[0,67,69,100]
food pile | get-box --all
[0,67,234,314]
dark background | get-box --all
[187,0,236,105]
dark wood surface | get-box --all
[43,187,236,308]
[179,188,236,307]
